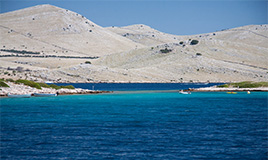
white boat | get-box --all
[8,93,31,98]
[33,93,57,97]
[179,90,191,94]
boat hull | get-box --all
[8,94,31,98]
[33,93,57,97]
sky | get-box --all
[0,0,267,35]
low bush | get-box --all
[160,48,172,53]
[38,83,50,88]
[49,84,75,90]
[60,85,75,89]
[256,82,268,87]
[196,53,202,56]
[218,81,268,88]
[85,61,91,64]
[0,81,9,87]
[5,78,15,82]
[218,84,229,88]
[15,79,41,89]
[190,40,199,45]
[49,84,61,90]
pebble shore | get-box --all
[0,82,111,97]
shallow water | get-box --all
[1,90,267,159]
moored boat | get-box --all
[7,93,31,98]
[179,90,191,94]
[33,93,57,97]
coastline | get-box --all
[187,87,268,92]
[0,82,112,97]
[1,82,267,98]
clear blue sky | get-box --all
[0,0,267,35]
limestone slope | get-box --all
[0,4,267,83]
[0,4,143,57]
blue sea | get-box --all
[1,83,267,159]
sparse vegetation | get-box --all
[160,48,172,53]
[49,84,75,90]
[85,61,91,64]
[49,84,61,90]
[15,79,41,89]
[5,78,14,82]
[218,84,229,88]
[0,81,9,87]
[190,40,199,45]
[0,49,40,54]
[218,81,268,88]
[60,85,75,89]
[38,83,50,88]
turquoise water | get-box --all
[1,91,267,159]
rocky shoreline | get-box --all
[187,86,268,92]
[0,82,112,97]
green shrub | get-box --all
[60,85,75,89]
[5,78,14,82]
[38,83,50,88]
[49,84,61,90]
[85,61,91,64]
[179,41,184,45]
[190,40,199,45]
[49,84,75,90]
[15,79,41,89]
[0,81,9,87]
[196,53,202,56]
[160,48,172,53]
[256,82,268,87]
[218,84,229,88]
[221,81,268,88]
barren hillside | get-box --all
[0,5,267,83]
[0,4,143,57]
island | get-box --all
[0,79,111,97]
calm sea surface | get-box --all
[54,83,222,91]
[0,84,267,159]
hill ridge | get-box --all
[0,4,267,83]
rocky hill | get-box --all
[0,4,143,57]
[0,4,267,83]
